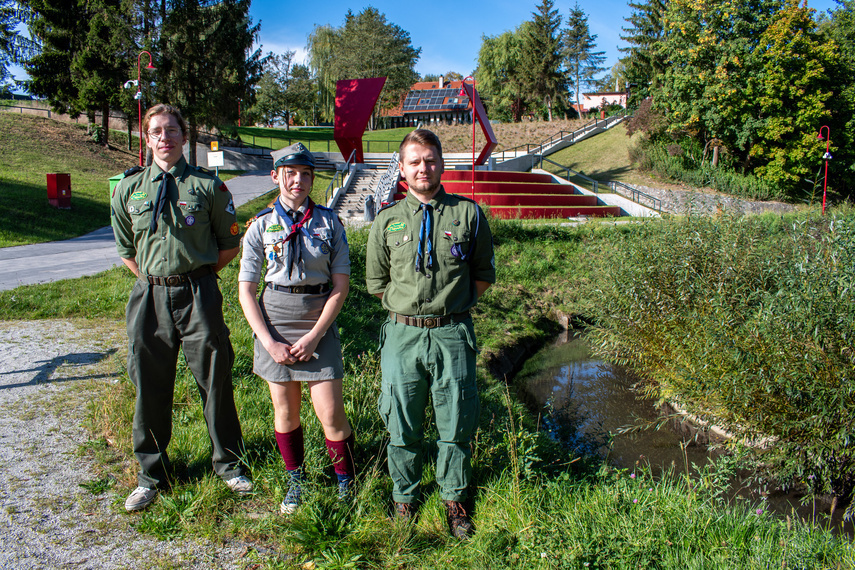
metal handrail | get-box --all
[492,111,628,162]
[325,149,356,205]
[372,152,400,215]
[539,155,599,193]
[607,180,662,212]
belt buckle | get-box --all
[165,275,181,286]
[292,286,305,294]
[423,317,436,328]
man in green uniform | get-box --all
[111,103,251,512]
[366,129,495,539]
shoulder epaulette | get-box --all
[377,200,398,213]
[245,207,273,228]
[123,165,144,177]
[451,193,477,204]
[196,166,212,174]
[315,203,333,211]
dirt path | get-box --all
[0,319,250,569]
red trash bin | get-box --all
[47,173,71,209]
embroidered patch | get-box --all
[225,198,235,215]
[185,215,196,226]
[128,205,137,213]
[230,222,239,235]
[220,182,229,193]
[387,222,406,232]
[266,224,284,233]
[178,200,187,207]
[130,191,147,200]
[320,243,330,254]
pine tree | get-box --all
[520,0,566,121]
[619,0,668,103]
[564,3,606,116]
[156,0,262,165]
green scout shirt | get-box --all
[366,186,495,317]
[111,157,240,276]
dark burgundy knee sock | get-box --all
[325,432,356,477]
[275,426,304,471]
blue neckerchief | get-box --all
[416,203,433,274]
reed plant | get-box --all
[589,207,855,506]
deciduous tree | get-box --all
[307,8,420,130]
[476,25,529,122]
[156,0,262,165]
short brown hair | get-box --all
[143,103,188,136]
[399,129,442,159]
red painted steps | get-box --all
[393,168,622,219]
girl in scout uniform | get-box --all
[238,143,355,515]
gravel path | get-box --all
[0,320,250,569]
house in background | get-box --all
[578,91,628,113]
[382,76,472,128]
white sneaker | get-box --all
[226,475,253,495]
[124,486,157,512]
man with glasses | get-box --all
[111,103,251,511]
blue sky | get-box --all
[7,0,841,91]
[248,0,841,78]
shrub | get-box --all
[588,210,855,502]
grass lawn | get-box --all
[1,210,852,568]
[0,113,138,247]
[233,125,411,154]
[541,122,699,191]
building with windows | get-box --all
[382,76,472,128]
[579,91,628,113]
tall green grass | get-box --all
[589,208,855,505]
[3,208,853,567]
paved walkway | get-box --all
[0,171,274,291]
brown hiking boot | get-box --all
[394,501,416,521]
[444,500,473,539]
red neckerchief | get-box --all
[275,198,314,278]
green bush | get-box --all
[642,142,785,201]
[589,209,855,502]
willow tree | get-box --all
[307,7,420,129]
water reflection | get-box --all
[517,334,709,471]
[516,332,853,536]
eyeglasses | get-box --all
[147,127,183,140]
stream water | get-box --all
[515,331,852,536]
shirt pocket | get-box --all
[437,225,472,262]
[177,200,209,229]
[128,200,153,232]
[385,228,415,265]
[262,233,287,265]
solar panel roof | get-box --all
[402,87,469,113]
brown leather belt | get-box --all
[267,283,330,294]
[147,266,213,286]
[391,311,470,329]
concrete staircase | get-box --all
[333,167,386,221]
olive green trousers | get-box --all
[125,274,245,489]
[378,317,480,504]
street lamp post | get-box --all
[817,125,832,215]
[136,51,156,166]
[238,98,242,127]
[461,76,476,199]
